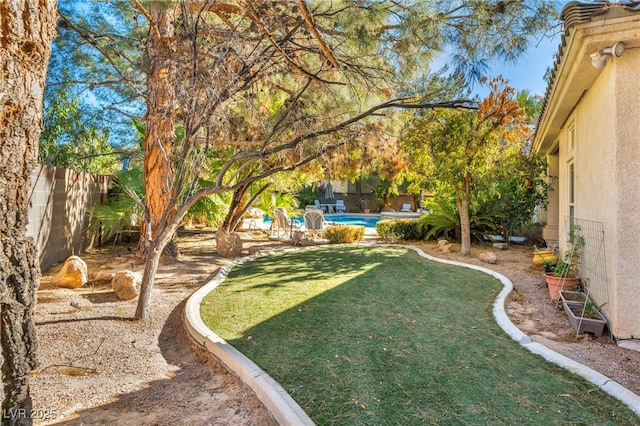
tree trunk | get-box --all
[457,172,473,256]
[135,3,177,321]
[220,183,252,234]
[457,195,472,256]
[0,0,57,421]
[139,3,177,258]
[134,241,163,322]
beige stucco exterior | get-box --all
[534,5,640,339]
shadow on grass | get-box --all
[204,246,638,425]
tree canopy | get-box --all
[401,77,534,255]
[46,0,558,320]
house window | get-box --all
[569,162,575,226]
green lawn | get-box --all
[201,246,638,425]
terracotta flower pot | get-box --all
[544,273,579,300]
[533,250,558,266]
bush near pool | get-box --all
[325,225,365,244]
[376,218,430,241]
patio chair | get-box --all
[303,209,326,239]
[314,199,323,211]
[335,199,346,213]
[272,207,300,239]
[400,203,412,212]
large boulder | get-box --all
[438,239,452,253]
[53,256,88,289]
[479,252,497,264]
[216,229,243,258]
[111,270,142,300]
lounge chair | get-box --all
[335,199,346,213]
[400,203,412,212]
[314,199,323,211]
[303,209,326,239]
[272,207,300,238]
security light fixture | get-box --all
[590,42,625,68]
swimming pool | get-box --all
[263,213,382,228]
[325,214,381,228]
[262,213,422,229]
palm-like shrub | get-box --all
[418,198,496,241]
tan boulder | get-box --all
[216,229,243,258]
[438,239,452,253]
[53,256,88,289]
[111,270,142,300]
[479,252,497,264]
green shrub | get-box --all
[325,225,365,244]
[376,219,429,241]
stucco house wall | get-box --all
[534,2,640,339]
[611,49,640,338]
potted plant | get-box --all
[532,246,558,265]
[559,291,607,337]
[544,262,580,300]
[542,259,558,274]
[544,227,585,300]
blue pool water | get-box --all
[264,213,383,228]
[262,212,423,229]
[325,214,382,228]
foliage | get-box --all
[418,197,496,241]
[49,1,145,146]
[556,225,586,278]
[376,219,428,241]
[543,259,558,274]
[324,225,365,244]
[296,186,320,209]
[88,167,144,238]
[39,80,120,174]
[477,93,551,239]
[184,191,231,228]
[401,77,534,255]
[254,192,300,218]
[56,1,557,320]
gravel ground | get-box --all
[30,234,640,424]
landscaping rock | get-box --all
[93,269,115,283]
[111,270,142,300]
[216,229,243,258]
[438,239,452,253]
[493,243,509,250]
[479,252,497,264]
[291,231,316,246]
[53,256,88,289]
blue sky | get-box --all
[479,0,574,98]
[486,32,562,97]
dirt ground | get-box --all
[30,232,640,425]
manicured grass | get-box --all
[200,246,638,425]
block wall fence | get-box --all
[26,165,110,270]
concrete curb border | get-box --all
[183,244,640,424]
